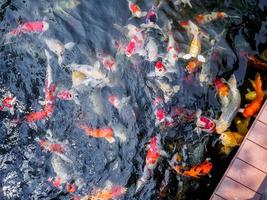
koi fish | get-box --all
[70,61,109,88]
[0,96,16,114]
[37,138,65,154]
[220,131,244,154]
[45,38,75,65]
[128,1,147,18]
[214,77,230,109]
[183,21,205,62]
[88,181,126,200]
[234,116,250,135]
[108,95,130,112]
[195,12,228,24]
[170,159,213,178]
[98,53,117,71]
[43,0,80,14]
[216,75,241,133]
[145,37,158,62]
[186,59,202,73]
[57,90,74,100]
[183,160,213,178]
[50,154,79,193]
[78,124,115,143]
[147,60,176,78]
[243,73,264,118]
[136,135,167,192]
[196,115,216,134]
[245,90,267,101]
[166,31,180,67]
[174,0,192,8]
[6,20,49,38]
[140,6,162,31]
[125,32,146,57]
[155,79,180,102]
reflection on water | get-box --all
[0,0,266,199]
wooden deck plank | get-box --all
[210,194,225,200]
[247,121,267,149]
[237,140,267,173]
[215,177,261,200]
[258,101,267,124]
[227,158,267,193]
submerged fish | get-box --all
[243,73,264,118]
[196,115,216,134]
[234,116,250,135]
[214,77,230,109]
[43,0,80,14]
[136,135,167,192]
[195,12,228,24]
[45,38,75,65]
[183,21,205,62]
[155,79,180,102]
[220,131,244,154]
[71,61,109,88]
[5,20,49,41]
[0,96,16,115]
[78,124,115,143]
[128,1,147,18]
[88,181,126,200]
[145,37,158,62]
[216,75,241,133]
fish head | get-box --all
[155,61,166,73]
[42,21,50,32]
[197,116,216,133]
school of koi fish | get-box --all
[0,0,266,199]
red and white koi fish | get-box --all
[37,138,65,154]
[45,38,75,65]
[140,6,162,31]
[136,135,168,192]
[183,21,205,62]
[108,95,130,111]
[98,53,117,72]
[57,90,74,100]
[166,31,180,67]
[214,77,230,109]
[216,75,241,133]
[0,96,16,114]
[5,20,49,41]
[125,32,146,57]
[128,1,147,18]
[196,115,216,134]
[147,60,176,78]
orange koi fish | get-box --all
[38,139,65,154]
[195,12,228,24]
[25,110,48,123]
[78,124,115,143]
[90,184,127,200]
[186,59,202,73]
[243,73,264,118]
[172,160,213,178]
[128,1,146,18]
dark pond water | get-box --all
[0,0,267,199]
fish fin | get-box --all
[64,42,75,50]
[197,55,206,62]
[182,54,192,60]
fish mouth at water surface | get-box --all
[0,0,267,199]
